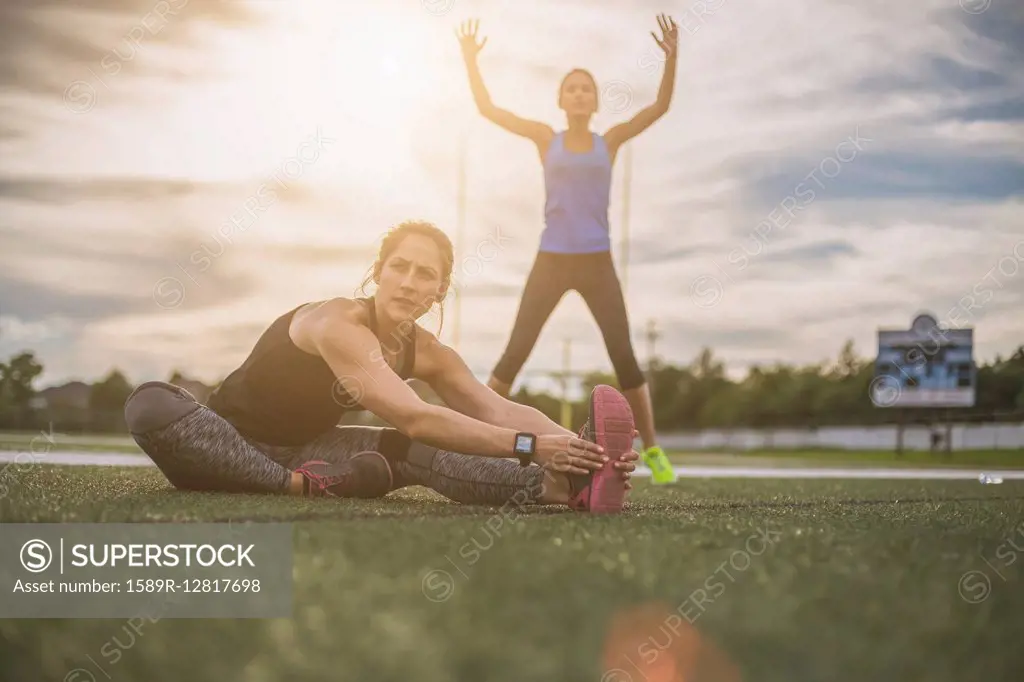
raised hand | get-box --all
[456,19,488,61]
[651,13,678,56]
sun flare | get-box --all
[119,1,470,190]
[282,4,457,133]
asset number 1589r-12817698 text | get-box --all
[126,578,261,593]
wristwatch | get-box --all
[513,432,537,467]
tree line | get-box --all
[505,341,1024,431]
[1,339,1023,435]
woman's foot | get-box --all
[567,385,636,514]
[293,451,393,498]
[642,446,677,484]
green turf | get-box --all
[3,429,1023,469]
[2,466,1024,681]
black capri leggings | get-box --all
[492,250,646,390]
[123,381,545,505]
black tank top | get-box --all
[206,297,416,446]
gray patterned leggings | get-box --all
[123,381,545,506]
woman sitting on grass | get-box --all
[124,220,639,513]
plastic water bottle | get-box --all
[978,473,1004,485]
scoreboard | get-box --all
[871,313,975,408]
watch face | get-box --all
[515,434,534,453]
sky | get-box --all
[0,0,1022,397]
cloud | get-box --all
[756,240,858,267]
[0,315,75,346]
[264,243,379,267]
[448,281,525,299]
[661,319,797,353]
[1,0,1022,390]
[0,175,212,204]
[0,275,148,323]
[739,152,1024,208]
[0,0,257,135]
[0,193,264,325]
[627,241,716,267]
[953,97,1024,124]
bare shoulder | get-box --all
[600,128,623,157]
[411,325,457,380]
[535,126,557,159]
[290,297,368,354]
[537,124,556,143]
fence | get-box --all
[658,422,1024,452]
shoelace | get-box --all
[298,460,350,496]
[299,451,384,496]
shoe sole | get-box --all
[587,385,634,514]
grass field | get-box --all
[3,430,1024,468]
[2,465,1024,681]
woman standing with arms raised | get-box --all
[456,15,679,483]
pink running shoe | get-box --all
[567,385,635,514]
[294,451,393,499]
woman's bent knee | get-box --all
[124,381,200,435]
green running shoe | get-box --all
[642,446,677,484]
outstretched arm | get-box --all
[416,334,638,482]
[604,14,679,157]
[303,302,607,475]
[299,301,511,457]
[415,330,573,437]
[457,19,553,148]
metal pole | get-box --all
[646,318,659,390]
[452,129,467,349]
